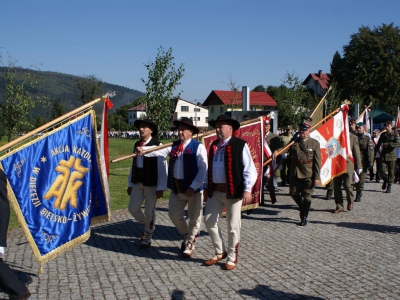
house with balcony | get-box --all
[173,98,209,130]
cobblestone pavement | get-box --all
[1,180,399,299]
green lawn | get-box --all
[6,137,172,230]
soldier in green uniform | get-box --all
[354,122,374,202]
[333,122,362,213]
[262,117,281,205]
[375,120,400,193]
[279,125,293,186]
[288,117,321,226]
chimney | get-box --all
[242,86,250,111]
[318,70,322,78]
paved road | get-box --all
[1,180,399,299]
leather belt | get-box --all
[298,159,313,165]
[213,183,226,193]
[174,179,186,194]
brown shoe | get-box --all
[225,262,236,270]
[334,208,344,213]
[204,252,227,266]
[347,204,354,211]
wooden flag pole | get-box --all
[111,117,262,163]
[309,86,332,118]
[0,95,111,154]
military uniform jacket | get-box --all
[375,130,400,162]
[279,134,292,149]
[288,137,321,181]
[358,134,374,167]
[347,134,362,174]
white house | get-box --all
[127,104,146,126]
[173,98,209,130]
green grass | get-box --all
[7,137,172,230]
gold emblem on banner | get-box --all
[44,156,89,210]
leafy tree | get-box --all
[330,23,400,115]
[141,46,185,133]
[252,85,266,92]
[76,74,103,105]
[50,98,65,120]
[0,55,46,142]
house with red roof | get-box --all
[302,70,330,97]
[202,90,277,122]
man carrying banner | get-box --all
[354,122,374,202]
[203,114,257,270]
[137,117,207,258]
[370,129,382,182]
[127,119,168,249]
[333,121,362,213]
[375,120,400,193]
[287,117,321,226]
[261,117,280,205]
[0,169,31,300]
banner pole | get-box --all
[111,117,261,163]
[0,97,107,154]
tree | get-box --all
[330,23,400,115]
[50,98,65,120]
[252,85,266,92]
[141,46,185,133]
[76,74,103,105]
[0,54,46,142]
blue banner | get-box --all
[0,111,110,267]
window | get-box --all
[194,108,200,112]
[206,117,209,123]
[197,117,200,121]
[190,117,193,120]
[181,106,189,112]
[220,106,224,113]
[211,107,214,113]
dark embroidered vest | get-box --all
[167,139,204,193]
[208,136,246,199]
[130,137,160,186]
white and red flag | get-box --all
[363,105,371,132]
[310,104,351,186]
[396,106,400,129]
[100,98,113,210]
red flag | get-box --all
[101,98,113,177]
[396,106,400,129]
[310,105,350,186]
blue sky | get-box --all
[1,1,399,103]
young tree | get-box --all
[141,46,185,133]
[76,74,103,105]
[331,23,400,115]
[50,98,65,120]
[0,55,46,142]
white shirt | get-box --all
[206,137,258,192]
[127,137,168,191]
[143,138,208,191]
[372,136,381,158]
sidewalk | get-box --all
[1,180,399,299]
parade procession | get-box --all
[1,85,400,299]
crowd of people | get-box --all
[124,113,400,272]
[1,113,399,298]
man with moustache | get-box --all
[203,114,257,270]
[127,119,168,249]
[137,117,207,258]
[0,169,31,300]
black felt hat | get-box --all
[173,117,200,134]
[208,114,240,131]
[134,119,158,136]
